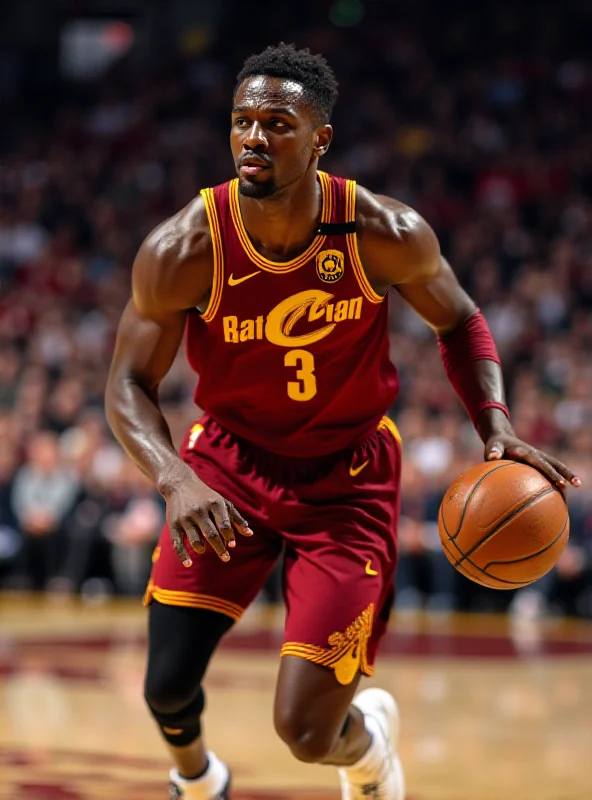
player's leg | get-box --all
[144,415,283,798]
[144,601,233,796]
[274,599,404,800]
[274,417,404,798]
[274,655,368,764]
[145,522,280,800]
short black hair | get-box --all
[235,43,339,124]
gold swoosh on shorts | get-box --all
[365,560,379,577]
[349,458,370,477]
[228,270,261,286]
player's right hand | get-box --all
[160,463,253,566]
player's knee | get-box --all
[274,712,335,763]
[144,675,204,719]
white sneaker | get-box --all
[339,688,405,800]
[169,752,231,799]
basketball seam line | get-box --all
[440,535,533,587]
[483,514,569,570]
[440,501,568,588]
[446,462,517,541]
[453,486,555,567]
[439,535,499,585]
[440,492,541,587]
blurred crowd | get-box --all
[0,3,591,617]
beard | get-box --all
[238,175,278,199]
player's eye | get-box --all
[270,119,288,128]
[234,118,249,127]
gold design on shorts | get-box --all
[187,423,204,449]
[377,415,402,444]
[280,603,375,685]
[142,583,244,621]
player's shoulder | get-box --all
[355,184,430,245]
[133,194,213,315]
[140,194,211,273]
[354,183,440,286]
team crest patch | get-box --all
[316,249,344,283]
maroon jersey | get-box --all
[186,171,399,457]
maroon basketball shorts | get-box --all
[145,414,402,685]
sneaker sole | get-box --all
[169,771,232,799]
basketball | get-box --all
[438,460,570,589]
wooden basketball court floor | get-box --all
[1,594,591,800]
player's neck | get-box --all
[238,168,322,261]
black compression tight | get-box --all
[144,601,234,746]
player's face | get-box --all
[231,76,331,199]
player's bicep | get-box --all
[395,256,476,335]
[109,300,187,391]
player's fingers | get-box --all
[545,455,581,487]
[485,439,504,460]
[180,516,206,556]
[507,446,566,489]
[227,502,253,537]
[209,502,236,548]
[196,511,230,562]
[169,522,193,567]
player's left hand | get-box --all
[484,432,581,491]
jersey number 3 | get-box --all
[285,349,317,401]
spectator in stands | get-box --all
[11,431,79,590]
[0,3,590,614]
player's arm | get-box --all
[105,203,252,565]
[356,187,580,490]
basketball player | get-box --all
[105,44,580,800]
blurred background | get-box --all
[0,0,591,620]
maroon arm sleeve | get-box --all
[437,310,510,426]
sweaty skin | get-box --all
[105,71,580,784]
[105,75,579,570]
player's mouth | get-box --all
[239,156,271,175]
[241,165,268,175]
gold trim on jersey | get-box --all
[143,581,244,622]
[345,180,385,304]
[200,187,225,322]
[378,415,402,445]
[280,603,375,685]
[228,171,333,273]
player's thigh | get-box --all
[273,529,394,752]
[145,601,233,710]
[145,420,283,621]
[281,535,395,689]
[279,417,401,685]
[146,515,281,622]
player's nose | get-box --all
[243,121,268,151]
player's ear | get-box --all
[313,124,333,158]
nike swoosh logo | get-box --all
[349,459,370,477]
[365,560,378,576]
[228,270,261,286]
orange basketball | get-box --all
[438,460,569,589]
